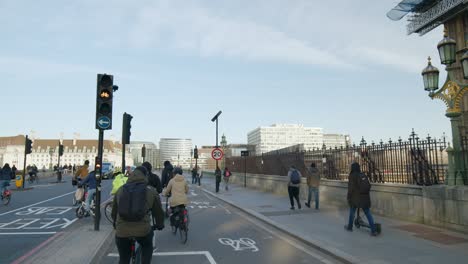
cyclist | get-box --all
[163,167,189,226]
[111,170,127,196]
[112,166,164,264]
[0,164,12,194]
[80,170,96,216]
[142,162,162,194]
[74,160,90,180]
[161,161,174,188]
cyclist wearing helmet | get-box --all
[163,167,189,224]
[142,161,162,194]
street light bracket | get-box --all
[211,111,222,122]
[430,76,465,117]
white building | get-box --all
[159,138,192,169]
[127,141,159,168]
[248,124,323,154]
[323,134,351,148]
[0,135,133,170]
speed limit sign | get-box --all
[211,148,224,160]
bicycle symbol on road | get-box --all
[218,237,259,252]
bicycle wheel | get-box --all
[76,206,85,218]
[104,201,113,224]
[179,223,188,244]
[3,194,11,206]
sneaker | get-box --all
[344,225,353,232]
[305,202,310,208]
[290,207,295,210]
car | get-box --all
[101,162,114,180]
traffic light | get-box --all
[25,136,33,154]
[122,112,133,144]
[194,146,198,159]
[59,144,64,156]
[96,74,114,130]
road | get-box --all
[100,175,341,264]
[0,174,113,264]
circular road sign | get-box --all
[97,116,111,129]
[211,148,224,161]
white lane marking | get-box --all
[219,238,259,252]
[238,212,336,264]
[0,191,75,216]
[108,251,217,264]
[203,191,214,201]
[217,203,231,214]
[0,232,57,235]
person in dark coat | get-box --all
[345,162,377,236]
[0,164,13,193]
[161,161,174,188]
[215,166,222,193]
[142,161,162,194]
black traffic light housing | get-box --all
[59,144,64,157]
[96,74,114,130]
[194,146,198,159]
[122,112,133,144]
[25,136,33,154]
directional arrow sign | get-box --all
[97,116,111,130]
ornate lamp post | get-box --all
[421,28,467,185]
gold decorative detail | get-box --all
[432,80,465,114]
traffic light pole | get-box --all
[122,143,126,174]
[22,136,29,189]
[95,129,104,231]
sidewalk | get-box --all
[198,175,468,264]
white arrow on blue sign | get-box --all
[97,116,111,129]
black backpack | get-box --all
[358,173,371,194]
[118,182,147,222]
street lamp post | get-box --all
[211,111,222,169]
[421,28,468,185]
[49,148,54,170]
[190,148,193,169]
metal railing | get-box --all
[227,131,448,185]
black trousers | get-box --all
[192,175,196,184]
[216,180,220,192]
[115,230,153,264]
[288,186,300,208]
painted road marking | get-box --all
[0,232,57,235]
[108,251,217,264]
[10,232,64,264]
[218,238,259,252]
[0,191,75,216]
[15,207,74,215]
[0,218,77,230]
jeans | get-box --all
[347,207,376,233]
[85,188,96,212]
[197,176,201,186]
[1,180,10,193]
[288,186,300,208]
[307,187,319,209]
[116,230,154,264]
[192,175,196,184]
[224,177,229,191]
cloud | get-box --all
[128,1,355,69]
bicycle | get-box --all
[1,182,11,206]
[169,205,189,244]
[104,199,113,224]
[75,190,96,218]
[28,173,39,184]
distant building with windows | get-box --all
[0,135,133,170]
[127,141,159,168]
[247,124,349,154]
[159,138,192,169]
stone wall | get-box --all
[219,171,468,233]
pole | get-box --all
[95,129,104,231]
[22,136,28,189]
[57,145,61,183]
[244,156,247,188]
[122,143,126,174]
[216,118,219,169]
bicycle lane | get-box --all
[0,175,113,264]
[100,174,337,264]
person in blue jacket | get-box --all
[80,171,97,216]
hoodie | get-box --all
[307,167,320,187]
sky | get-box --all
[0,0,450,146]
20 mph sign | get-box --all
[212,148,224,160]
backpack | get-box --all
[290,170,301,184]
[118,182,147,222]
[358,173,371,194]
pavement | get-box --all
[200,175,468,264]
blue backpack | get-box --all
[290,170,301,184]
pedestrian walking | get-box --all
[344,162,378,236]
[288,165,302,210]
[197,166,203,186]
[215,167,222,193]
[191,167,197,184]
[305,162,320,209]
[223,167,231,191]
